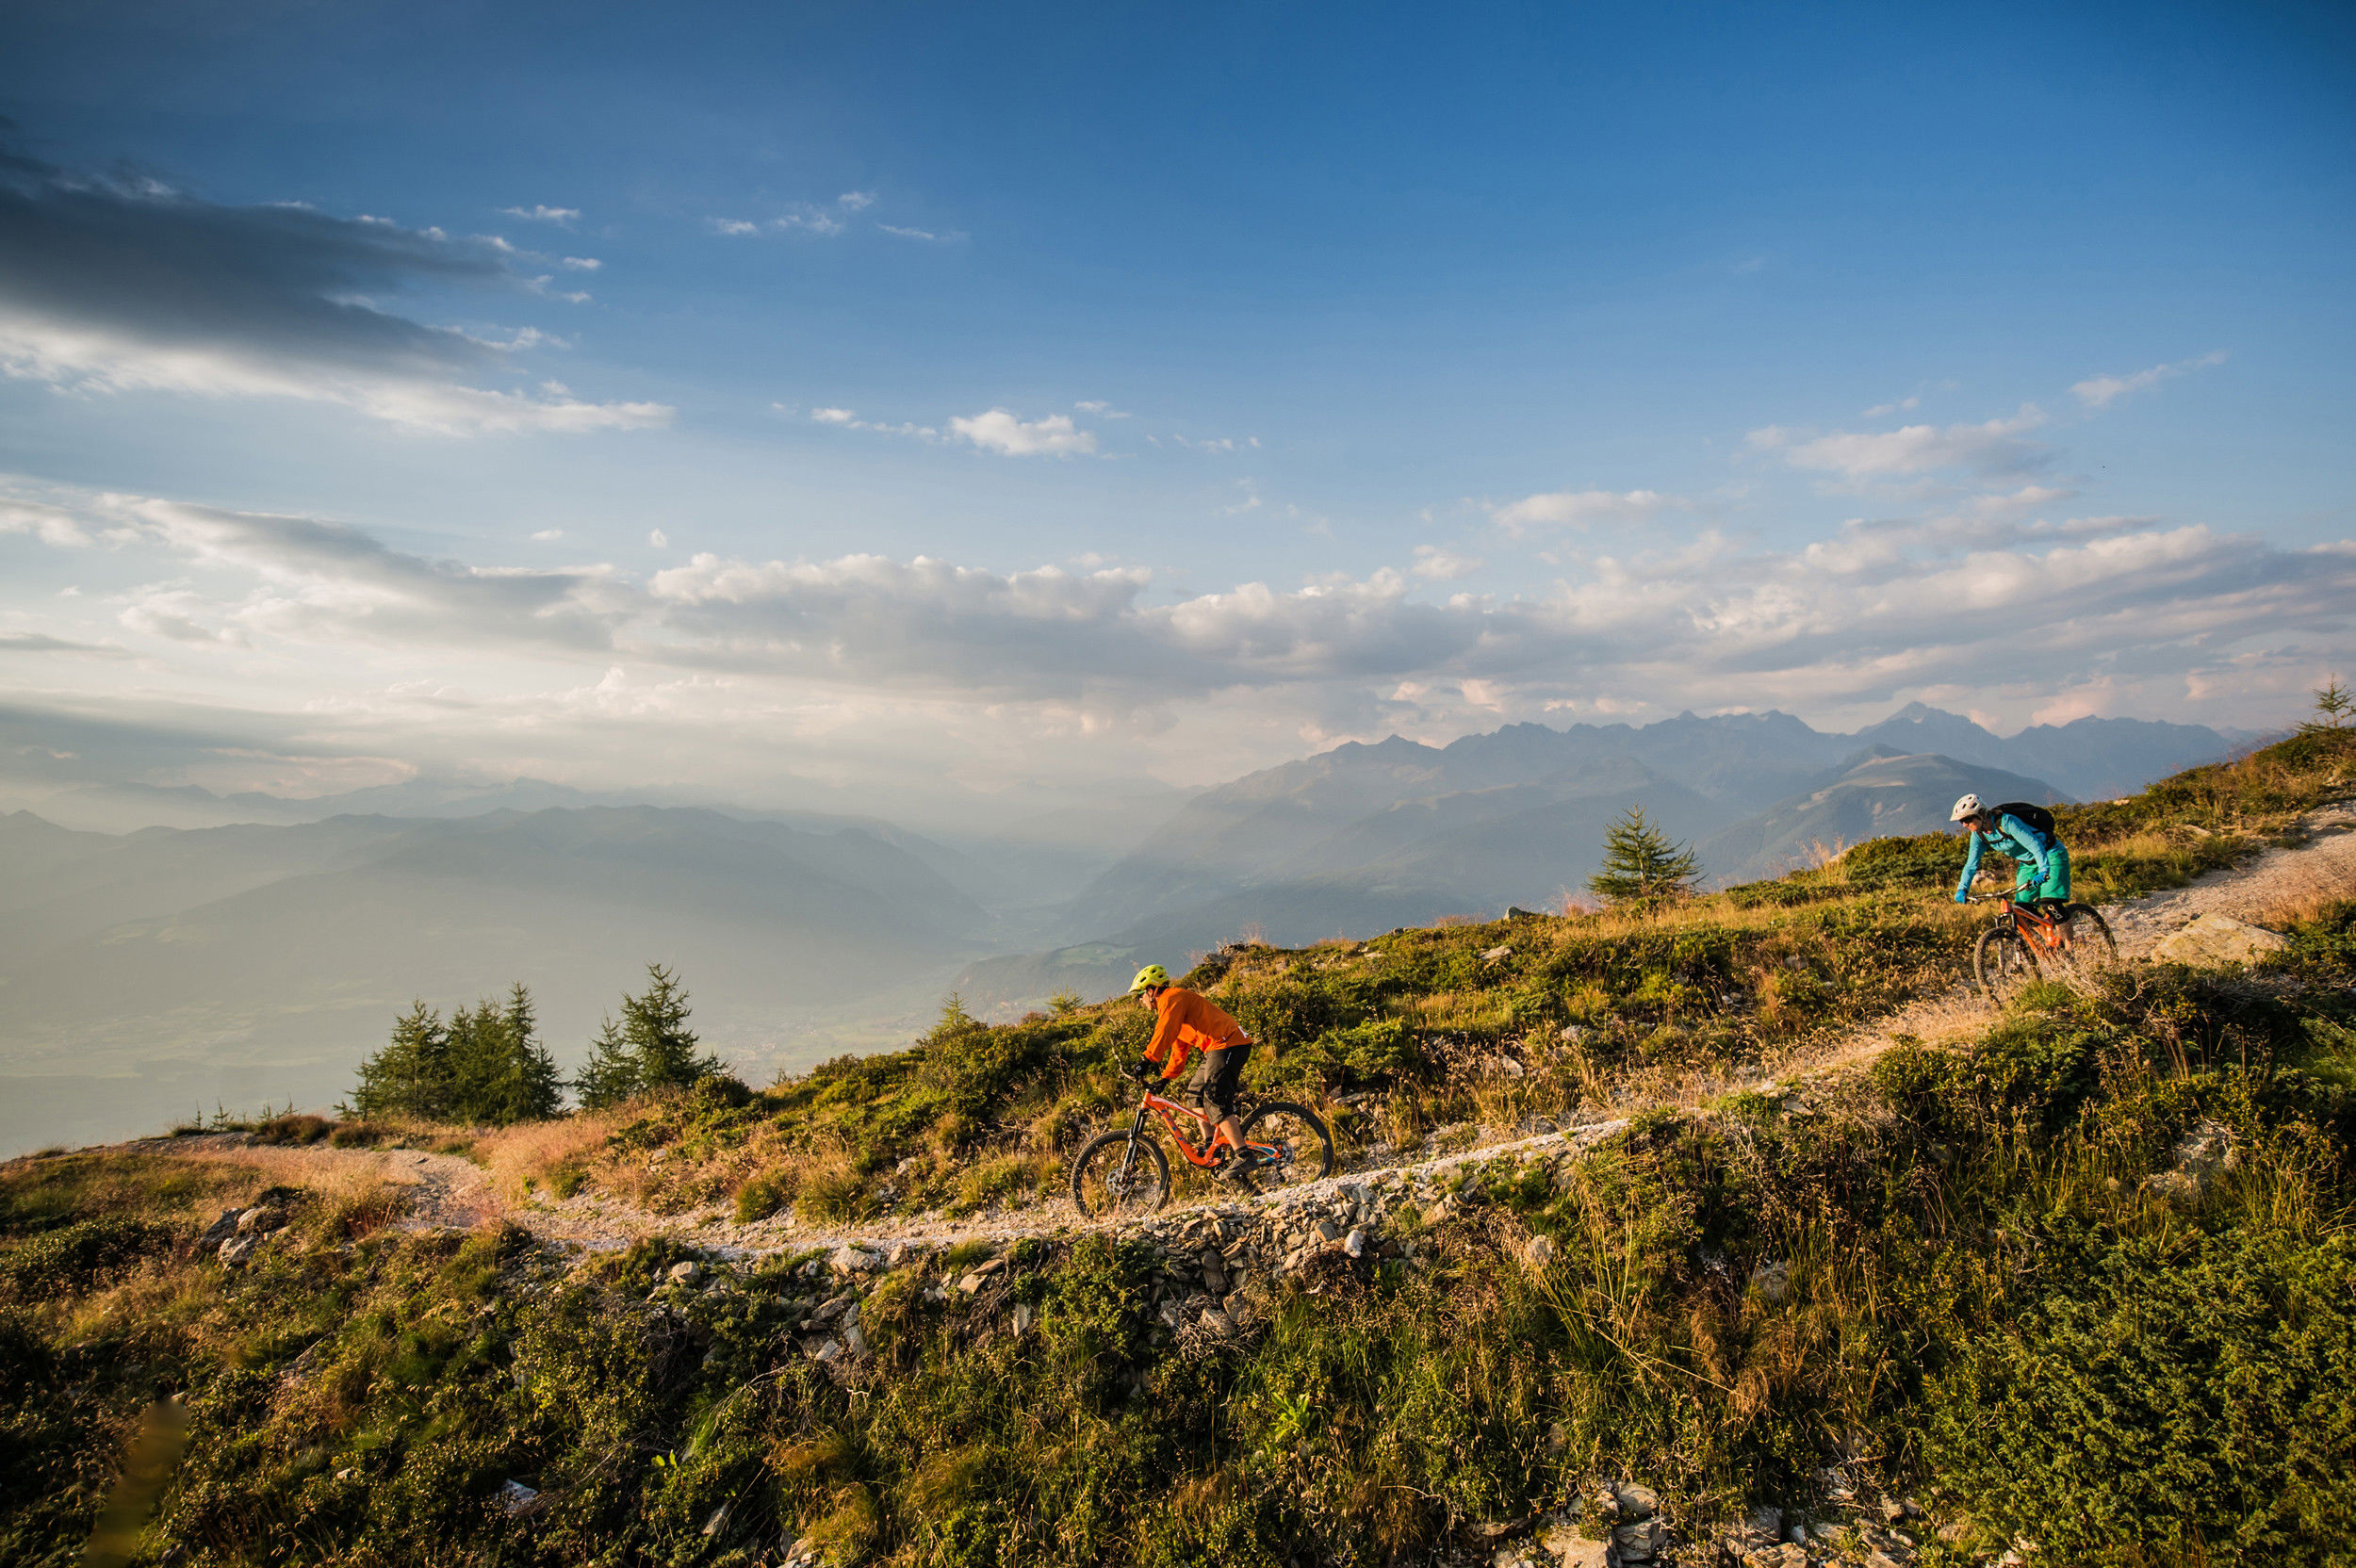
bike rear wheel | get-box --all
[1235,1102,1335,1196]
[1973,923,2040,1001]
[1070,1131,1170,1219]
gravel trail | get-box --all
[125,803,2356,1259]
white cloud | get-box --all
[1749,405,2050,482]
[120,584,245,645]
[560,256,601,271]
[648,529,669,548]
[2072,351,2228,408]
[709,219,761,237]
[776,211,845,237]
[807,406,941,440]
[1411,545,1485,580]
[1490,488,1678,534]
[0,316,669,433]
[878,224,966,243]
[1862,395,1920,417]
[1074,400,1131,418]
[838,191,876,211]
[0,498,94,547]
[949,409,1097,457]
[531,529,564,542]
[500,205,580,225]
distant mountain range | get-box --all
[1693,749,2064,886]
[956,705,2250,1013]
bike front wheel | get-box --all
[1235,1102,1335,1196]
[1973,923,2040,1001]
[1070,1131,1170,1219]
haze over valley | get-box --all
[0,701,2250,1155]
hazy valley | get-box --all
[0,704,2250,1157]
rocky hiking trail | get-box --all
[143,802,2356,1273]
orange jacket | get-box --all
[1143,988,1252,1080]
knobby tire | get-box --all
[1973,923,2038,1001]
[1235,1101,1335,1196]
[1069,1131,1170,1219]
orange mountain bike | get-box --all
[1069,1070,1333,1218]
[1972,893,2118,1000]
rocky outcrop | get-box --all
[2148,912,2288,966]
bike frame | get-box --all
[1129,1084,1278,1170]
[1976,894,2072,951]
[2007,900,2072,951]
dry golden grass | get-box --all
[471,1108,626,1200]
[196,1144,417,1206]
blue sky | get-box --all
[0,0,2350,816]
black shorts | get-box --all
[1186,1043,1251,1119]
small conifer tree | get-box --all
[448,984,564,1124]
[2301,675,2351,732]
[346,1002,450,1120]
[575,1016,640,1110]
[1586,805,1702,904]
[499,982,566,1121]
[621,963,716,1090]
[574,964,719,1109]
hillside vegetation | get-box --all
[3,727,2352,1567]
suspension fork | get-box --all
[1112,1103,1151,1187]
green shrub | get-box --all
[950,1154,1040,1217]
[2281,899,2356,983]
[1841,831,1967,890]
[251,1114,334,1146]
[1266,1016,1415,1092]
[1,1216,172,1298]
[1926,1226,2356,1564]
[734,1168,794,1222]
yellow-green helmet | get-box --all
[1128,963,1170,992]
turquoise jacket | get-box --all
[1955,813,2053,901]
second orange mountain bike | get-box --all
[1972,893,2118,999]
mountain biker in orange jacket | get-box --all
[1127,964,1259,1170]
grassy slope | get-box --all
[3,729,2353,1568]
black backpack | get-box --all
[1992,800,2057,839]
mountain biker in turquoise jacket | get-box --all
[1950,793,2070,907]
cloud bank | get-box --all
[3,478,2345,795]
[0,142,668,433]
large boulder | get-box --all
[2149,913,2288,966]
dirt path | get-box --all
[2104,802,2356,944]
[131,805,2356,1261]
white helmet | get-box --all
[1950,792,1984,824]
